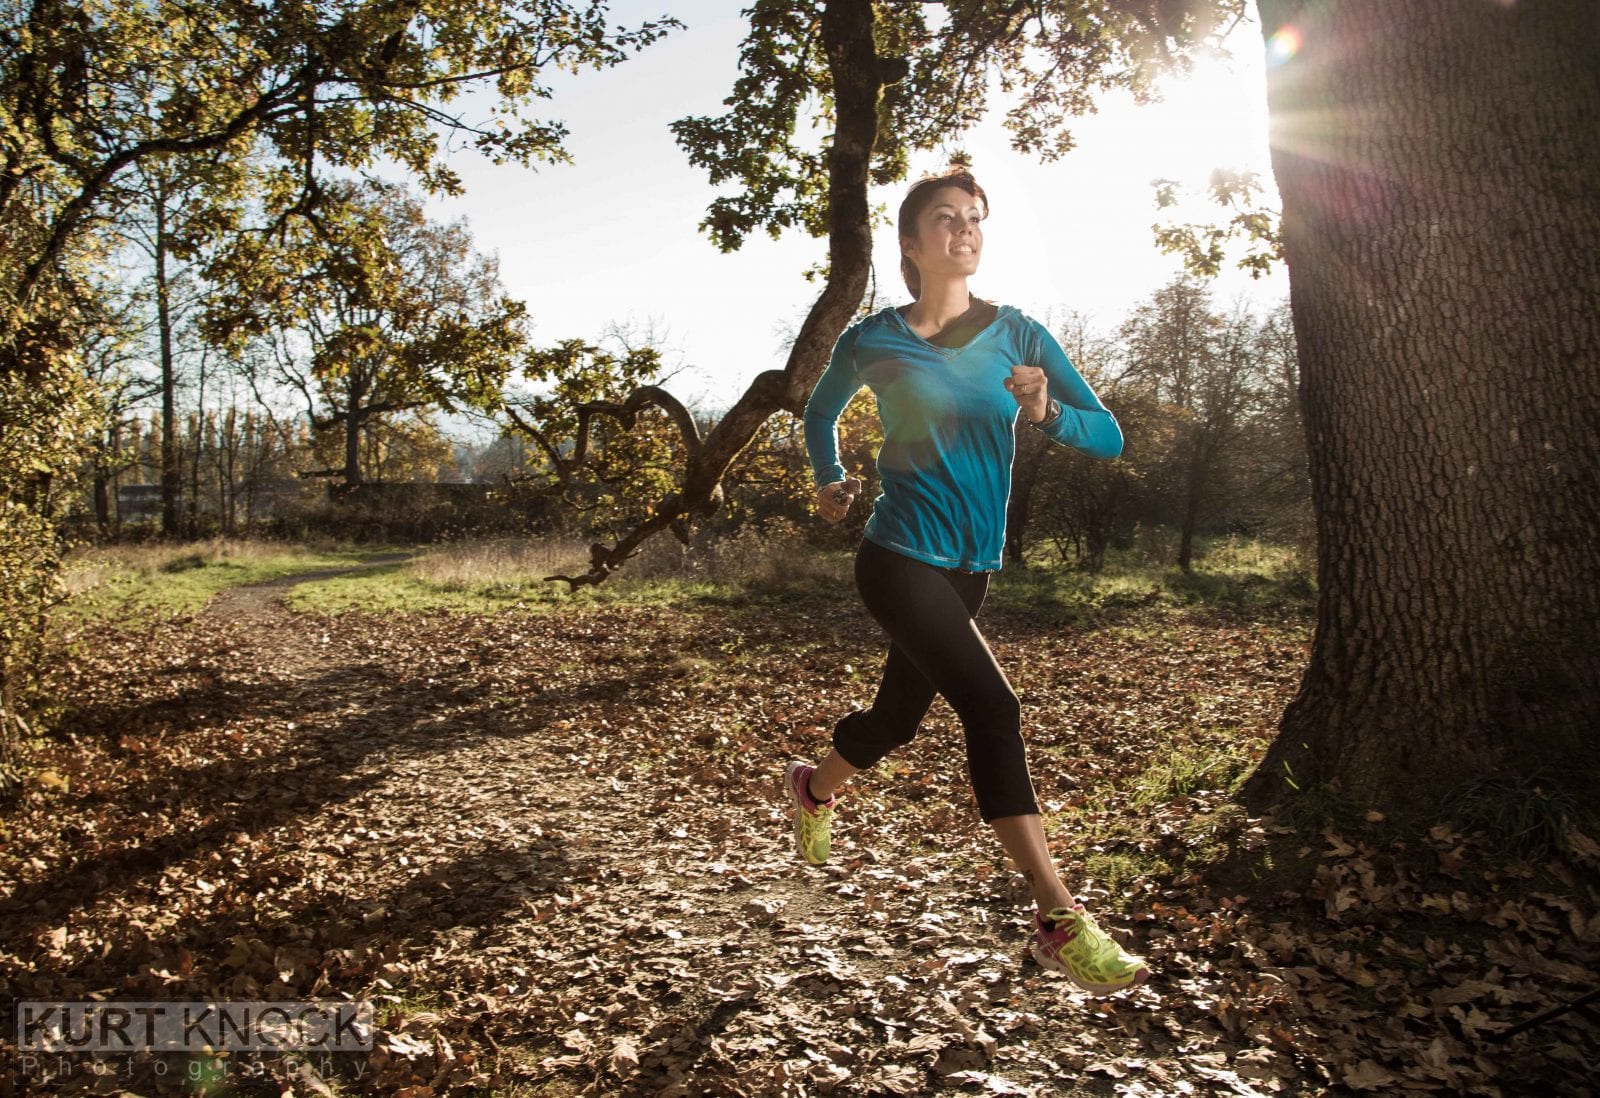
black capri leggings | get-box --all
[832,537,1040,822]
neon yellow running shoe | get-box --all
[784,761,835,865]
[1032,904,1150,995]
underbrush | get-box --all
[312,529,1313,619]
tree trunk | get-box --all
[1176,437,1201,573]
[1243,0,1600,817]
[221,406,237,534]
[1082,477,1121,573]
[155,180,180,537]
[1178,428,1220,572]
[344,407,363,485]
[187,411,202,535]
[91,445,111,532]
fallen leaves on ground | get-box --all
[0,576,1594,1096]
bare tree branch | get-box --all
[572,384,702,463]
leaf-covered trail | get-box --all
[3,568,1596,1096]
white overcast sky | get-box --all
[411,0,1290,412]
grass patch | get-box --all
[1043,712,1283,900]
[1131,736,1257,807]
[1083,849,1175,897]
[1441,774,1588,860]
[58,538,382,620]
[59,530,1312,625]
[991,534,1316,622]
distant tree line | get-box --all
[80,254,1306,573]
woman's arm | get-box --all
[1028,319,1124,460]
[803,324,865,487]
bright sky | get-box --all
[417,1,1289,412]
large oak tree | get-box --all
[1240,0,1600,817]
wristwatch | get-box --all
[1031,398,1062,430]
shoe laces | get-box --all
[1044,907,1114,949]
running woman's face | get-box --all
[901,185,985,283]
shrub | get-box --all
[1,366,99,805]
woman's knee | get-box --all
[833,708,919,767]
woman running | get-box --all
[786,168,1149,995]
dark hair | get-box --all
[897,169,989,299]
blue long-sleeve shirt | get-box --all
[803,304,1123,572]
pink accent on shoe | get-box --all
[1034,910,1079,948]
[1038,903,1086,934]
[788,763,834,811]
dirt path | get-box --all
[4,565,1592,1096]
[196,551,416,655]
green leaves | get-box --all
[505,335,683,529]
[672,1,1247,253]
[1151,167,1284,280]
[0,366,100,787]
[671,0,830,251]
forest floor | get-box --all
[2,555,1597,1096]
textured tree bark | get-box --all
[1243,1,1600,815]
[548,0,882,587]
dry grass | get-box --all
[405,523,852,593]
[404,537,594,592]
[267,527,853,615]
[59,530,1310,621]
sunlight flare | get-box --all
[1265,25,1302,69]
